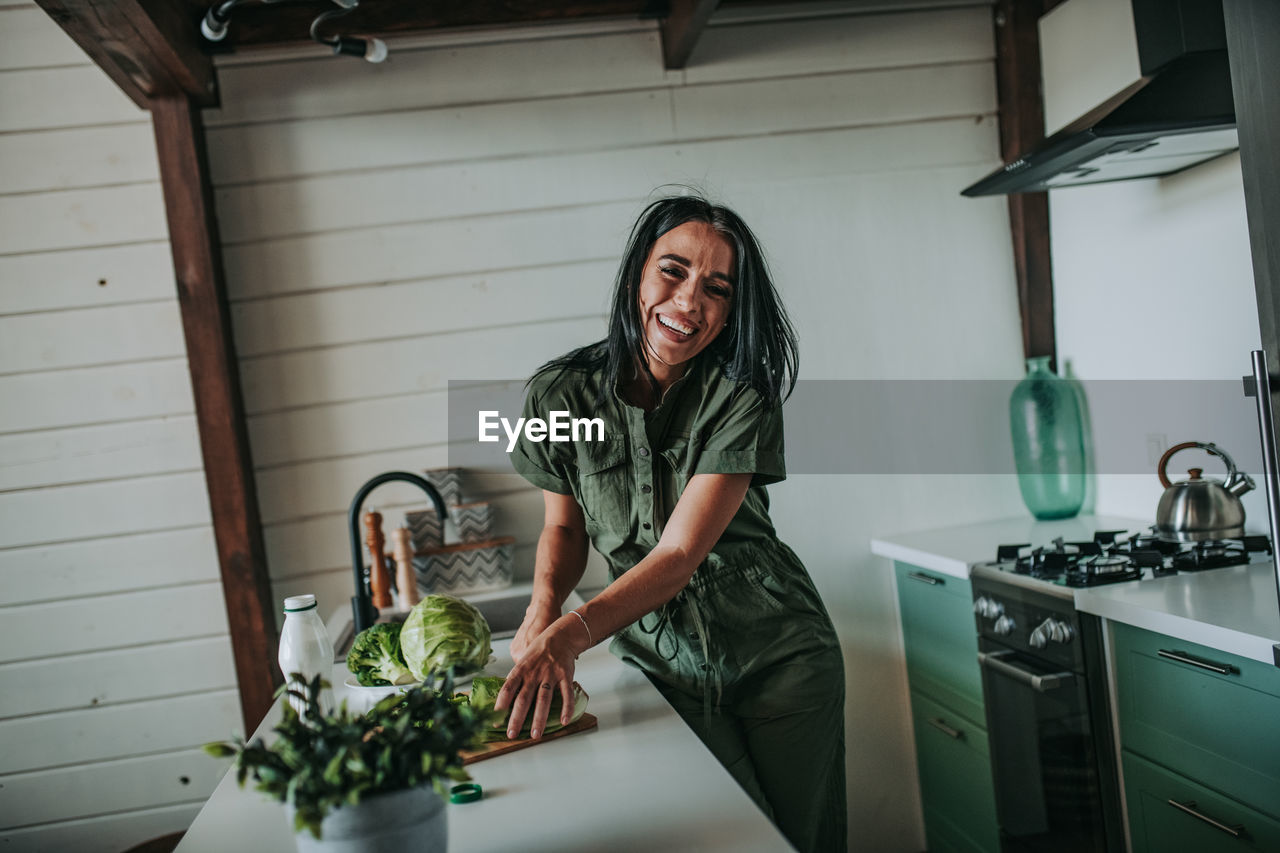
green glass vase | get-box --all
[1010,356,1086,520]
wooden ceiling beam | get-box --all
[193,1,656,50]
[35,0,217,109]
[661,0,719,69]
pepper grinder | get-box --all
[390,525,420,611]
[363,509,393,609]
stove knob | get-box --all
[1049,619,1075,644]
[1030,620,1051,649]
[993,615,1016,636]
[973,596,1004,620]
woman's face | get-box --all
[635,221,736,382]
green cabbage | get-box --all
[467,675,588,742]
[345,622,415,686]
[400,594,493,680]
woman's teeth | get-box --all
[658,315,695,336]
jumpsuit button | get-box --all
[689,632,699,640]
[642,522,651,530]
[638,447,650,457]
[641,484,652,494]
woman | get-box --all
[496,194,846,853]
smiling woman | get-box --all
[496,193,847,853]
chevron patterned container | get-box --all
[413,536,514,595]
[448,501,492,543]
[404,508,444,551]
[423,467,464,507]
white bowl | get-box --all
[340,659,500,712]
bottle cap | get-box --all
[449,783,483,804]
[283,594,317,612]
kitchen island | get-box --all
[176,608,792,853]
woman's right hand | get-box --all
[510,602,560,663]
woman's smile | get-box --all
[636,221,735,385]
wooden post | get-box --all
[993,0,1056,368]
[150,94,279,731]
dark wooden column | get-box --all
[1224,1,1280,363]
[993,0,1056,367]
[661,0,720,69]
[1223,0,1280,666]
[150,95,279,730]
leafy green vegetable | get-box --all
[345,622,415,687]
[465,676,588,743]
[400,595,493,681]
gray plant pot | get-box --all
[288,784,447,853]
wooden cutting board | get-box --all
[460,713,598,765]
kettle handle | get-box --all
[1157,441,1240,489]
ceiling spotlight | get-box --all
[200,0,247,42]
[311,3,388,63]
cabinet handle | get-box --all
[1167,799,1248,839]
[906,571,943,586]
[925,717,963,739]
[1157,649,1239,676]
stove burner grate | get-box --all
[988,528,1273,587]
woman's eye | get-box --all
[707,284,732,298]
[659,266,683,278]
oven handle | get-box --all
[978,649,1074,692]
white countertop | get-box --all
[1075,561,1280,665]
[176,609,792,852]
[870,514,1280,665]
[869,514,1150,579]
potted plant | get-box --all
[205,670,495,852]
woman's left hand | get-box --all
[494,618,579,740]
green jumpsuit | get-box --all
[512,355,847,853]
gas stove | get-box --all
[968,525,1273,851]
[973,527,1273,592]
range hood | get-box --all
[963,0,1238,197]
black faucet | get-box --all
[349,471,447,634]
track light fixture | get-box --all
[200,0,388,63]
[310,2,388,63]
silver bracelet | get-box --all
[569,609,593,647]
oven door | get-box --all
[978,637,1111,852]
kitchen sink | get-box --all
[332,585,535,660]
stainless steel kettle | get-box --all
[1155,441,1255,542]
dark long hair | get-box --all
[536,193,799,407]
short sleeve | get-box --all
[509,375,575,495]
[693,385,786,487]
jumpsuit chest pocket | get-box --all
[575,439,631,529]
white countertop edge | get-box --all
[869,538,970,579]
[181,584,793,853]
[1076,587,1279,665]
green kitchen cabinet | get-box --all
[910,690,1000,853]
[894,562,998,853]
[1123,752,1280,853]
[1112,622,1280,852]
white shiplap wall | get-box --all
[0,3,236,851]
[205,6,1025,852]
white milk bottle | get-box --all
[277,594,334,717]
